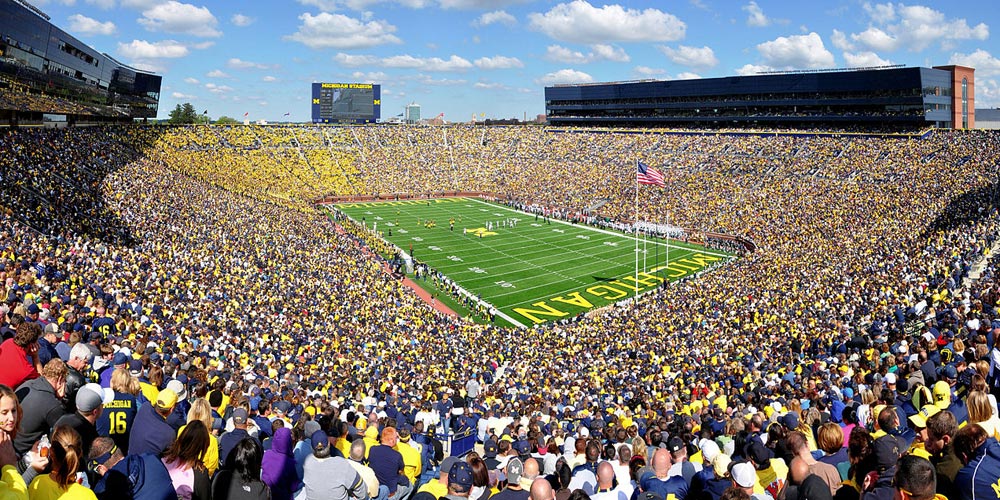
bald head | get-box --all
[597,462,615,488]
[529,477,555,500]
[653,449,672,478]
[350,438,366,461]
[523,458,540,481]
[789,457,810,485]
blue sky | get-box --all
[30,0,1000,121]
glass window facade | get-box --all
[545,67,959,130]
[0,0,161,118]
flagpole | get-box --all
[635,160,639,303]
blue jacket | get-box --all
[955,438,1000,500]
[94,453,178,500]
[638,473,688,500]
[128,404,176,457]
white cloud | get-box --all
[171,92,197,99]
[830,29,854,51]
[263,76,278,82]
[735,63,771,76]
[742,1,770,27]
[472,10,516,27]
[755,32,835,70]
[843,51,892,67]
[658,45,717,70]
[286,12,401,49]
[67,14,116,35]
[863,2,896,23]
[546,45,588,64]
[949,49,1000,76]
[849,3,989,53]
[231,13,254,26]
[544,44,629,63]
[676,72,701,80]
[227,58,273,70]
[183,77,200,84]
[851,27,898,52]
[204,83,233,94]
[634,66,666,77]
[412,75,467,85]
[206,69,230,78]
[474,81,510,90]
[536,68,594,86]
[117,39,189,59]
[333,53,379,66]
[976,79,1000,108]
[137,1,221,37]
[383,55,473,71]
[350,71,388,82]
[589,44,629,62]
[528,0,685,44]
[474,55,524,69]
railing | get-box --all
[449,430,476,457]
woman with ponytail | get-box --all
[27,425,95,499]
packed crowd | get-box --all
[0,125,994,500]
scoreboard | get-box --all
[311,83,381,124]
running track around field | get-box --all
[400,275,459,317]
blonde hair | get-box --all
[50,425,83,487]
[187,398,214,431]
[110,368,138,395]
[967,391,994,425]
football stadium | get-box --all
[2,0,1000,499]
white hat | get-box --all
[885,373,897,384]
[731,462,756,489]
[700,439,721,463]
[166,379,187,401]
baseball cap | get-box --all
[310,430,328,452]
[440,456,460,478]
[112,352,129,366]
[232,408,248,425]
[713,454,732,477]
[731,462,756,488]
[484,438,499,458]
[907,405,941,429]
[780,412,799,430]
[667,436,685,453]
[128,359,143,377]
[884,373,897,385]
[26,304,39,315]
[165,379,187,401]
[932,381,951,409]
[746,441,772,467]
[304,420,322,437]
[155,389,178,410]
[872,436,901,472]
[76,383,112,413]
[506,458,524,485]
[700,439,721,463]
[449,462,474,492]
[513,439,530,455]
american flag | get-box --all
[637,161,665,187]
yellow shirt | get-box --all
[27,475,96,500]
[394,440,423,485]
[0,464,26,500]
[417,480,448,499]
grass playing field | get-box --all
[334,197,735,328]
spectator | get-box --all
[95,368,138,455]
[89,436,177,500]
[129,389,178,457]
[369,427,409,500]
[27,425,95,500]
[261,427,301,500]
[161,420,211,500]
[54,383,110,459]
[953,424,1000,500]
[212,438,270,500]
[300,429,369,500]
[14,359,67,456]
[892,456,941,500]
[0,322,42,390]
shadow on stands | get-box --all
[0,126,165,246]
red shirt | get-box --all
[0,338,39,389]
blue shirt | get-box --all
[369,444,405,494]
[128,404,176,457]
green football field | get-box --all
[334,197,735,328]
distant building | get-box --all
[405,102,420,124]
[976,109,1000,129]
[0,0,162,125]
[545,65,974,130]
